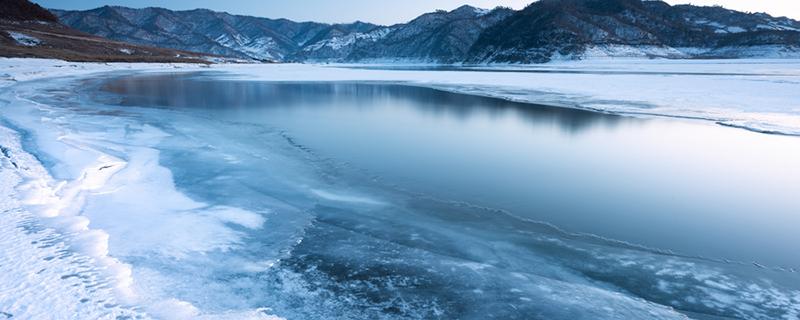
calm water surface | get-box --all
[102,74,800,266]
[91,73,800,319]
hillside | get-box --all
[468,0,800,63]
[51,0,800,63]
[53,6,379,62]
[296,6,514,63]
[1,0,217,63]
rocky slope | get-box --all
[1,0,59,22]
[296,5,514,63]
[53,6,379,62]
[1,0,215,62]
[52,5,515,63]
[52,0,800,63]
[468,0,800,63]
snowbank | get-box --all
[0,58,283,320]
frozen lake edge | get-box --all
[2,58,800,319]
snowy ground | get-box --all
[2,58,800,319]
[0,59,279,319]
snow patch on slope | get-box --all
[707,45,800,59]
[303,28,393,52]
[474,7,491,16]
[214,34,280,61]
[7,31,41,46]
[578,45,692,59]
[570,45,800,60]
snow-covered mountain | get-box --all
[468,0,800,63]
[294,5,514,63]
[52,1,800,63]
[1,0,212,62]
[53,6,379,62]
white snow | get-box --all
[573,44,800,61]
[214,34,280,61]
[6,31,41,46]
[303,28,393,52]
[753,21,800,32]
[237,37,280,61]
[707,45,800,59]
[578,44,692,59]
[0,126,146,319]
[0,58,285,320]
[474,7,491,16]
[727,26,747,33]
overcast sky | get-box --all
[37,0,800,25]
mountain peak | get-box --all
[451,5,489,16]
[0,0,59,23]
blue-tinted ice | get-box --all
[5,73,799,319]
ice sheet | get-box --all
[2,57,800,319]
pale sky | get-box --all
[37,0,800,25]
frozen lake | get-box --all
[103,74,800,267]
[2,64,799,319]
[96,73,800,319]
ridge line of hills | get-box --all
[0,0,224,62]
[4,0,800,63]
[52,0,800,63]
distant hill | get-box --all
[1,0,217,62]
[51,0,800,63]
[467,0,800,63]
[299,5,514,63]
[53,6,381,62]
[1,0,58,22]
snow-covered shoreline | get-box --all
[3,57,800,136]
[0,103,145,318]
[0,59,282,319]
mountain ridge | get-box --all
[468,0,800,63]
[1,0,219,62]
[53,5,382,62]
[51,0,800,63]
[1,0,58,22]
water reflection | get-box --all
[100,73,800,269]
[102,73,622,135]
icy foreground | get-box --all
[1,58,800,319]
